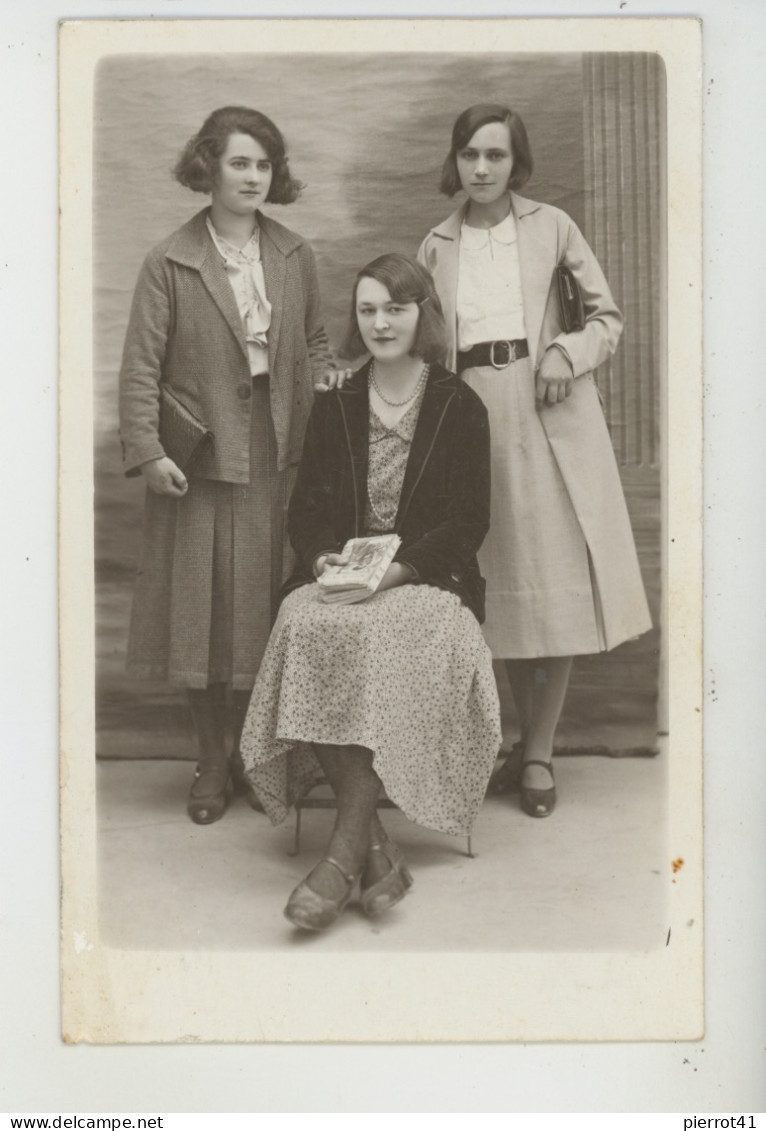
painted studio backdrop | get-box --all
[94,53,664,761]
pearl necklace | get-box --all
[366,489,396,531]
[366,368,427,530]
[369,360,429,406]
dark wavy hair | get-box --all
[341,253,449,366]
[173,106,304,204]
[440,103,533,197]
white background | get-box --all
[2,0,765,1115]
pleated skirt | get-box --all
[125,377,296,689]
[239,584,502,838]
[463,357,606,659]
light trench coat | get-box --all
[418,193,652,650]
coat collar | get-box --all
[164,207,303,267]
[424,193,552,366]
[336,362,457,533]
[163,208,302,368]
[427,192,542,242]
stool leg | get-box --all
[465,835,474,858]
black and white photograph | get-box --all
[59,17,703,1045]
[7,0,766,1114]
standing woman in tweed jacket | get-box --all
[119,106,335,825]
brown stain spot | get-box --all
[672,857,684,874]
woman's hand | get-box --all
[140,456,188,497]
[314,368,353,393]
[313,554,414,589]
[535,348,574,409]
[313,551,347,577]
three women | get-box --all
[119,99,651,931]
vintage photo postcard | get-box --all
[59,16,702,1043]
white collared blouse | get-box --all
[456,209,527,350]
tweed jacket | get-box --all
[119,207,334,481]
[418,195,652,649]
[285,362,491,623]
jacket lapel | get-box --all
[337,368,370,534]
[397,367,455,526]
[165,209,249,361]
[259,219,286,375]
[422,206,464,371]
[338,365,455,534]
[512,192,557,367]
[198,251,249,361]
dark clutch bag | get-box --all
[158,385,214,474]
[555,264,585,333]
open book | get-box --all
[317,534,402,605]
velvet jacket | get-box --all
[285,362,491,623]
[119,207,334,482]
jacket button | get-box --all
[237,381,252,400]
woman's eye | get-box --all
[257,162,272,172]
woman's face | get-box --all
[355,277,420,363]
[456,121,514,206]
[212,132,273,215]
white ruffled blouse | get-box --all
[456,209,527,351]
[206,215,271,376]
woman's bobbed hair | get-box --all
[173,105,304,204]
[341,253,449,367]
[440,103,533,196]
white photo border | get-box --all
[59,16,702,1044]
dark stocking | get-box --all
[313,744,391,886]
[186,684,229,821]
[226,688,265,811]
[230,689,252,759]
[306,744,383,899]
[187,684,228,770]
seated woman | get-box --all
[240,253,502,931]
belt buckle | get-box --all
[490,339,515,369]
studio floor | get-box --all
[97,747,668,953]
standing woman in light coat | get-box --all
[119,106,334,825]
[418,103,651,817]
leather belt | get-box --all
[457,339,529,373]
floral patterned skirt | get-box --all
[239,582,502,837]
